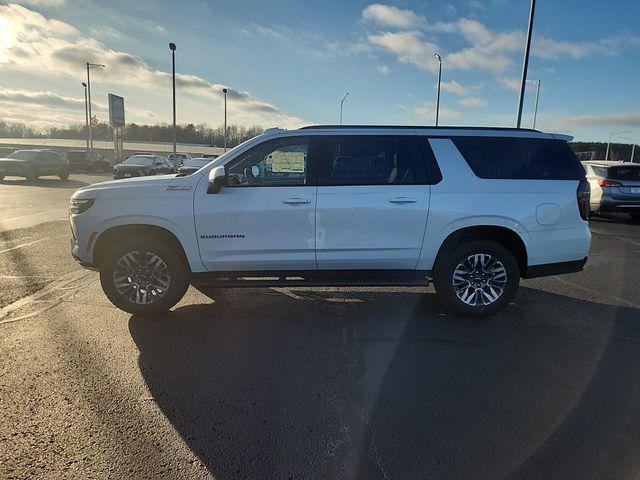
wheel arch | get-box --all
[433,225,528,277]
[93,224,189,270]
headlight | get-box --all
[69,198,95,214]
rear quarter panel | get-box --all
[418,138,591,270]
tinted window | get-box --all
[591,165,607,177]
[7,151,39,161]
[124,156,154,165]
[608,166,640,181]
[453,137,584,180]
[226,137,309,186]
[317,135,428,185]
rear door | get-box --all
[194,135,318,271]
[315,134,433,270]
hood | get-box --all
[72,174,184,200]
[0,157,28,164]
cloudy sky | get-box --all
[0,0,639,141]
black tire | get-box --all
[58,167,69,180]
[433,240,520,317]
[99,237,190,315]
[0,175,4,181]
[630,213,640,222]
[25,166,38,182]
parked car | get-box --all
[582,161,640,221]
[112,154,174,179]
[66,150,110,172]
[0,149,69,182]
[70,126,590,318]
[167,152,192,167]
[177,157,211,175]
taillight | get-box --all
[577,179,590,220]
[598,179,621,188]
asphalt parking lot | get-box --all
[1,176,640,479]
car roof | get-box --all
[289,125,570,141]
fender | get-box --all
[93,214,206,272]
[417,215,530,271]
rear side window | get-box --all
[317,135,430,185]
[453,137,584,180]
[607,166,640,181]
[591,165,607,177]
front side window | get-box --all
[226,137,309,187]
[317,135,428,186]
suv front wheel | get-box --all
[434,240,519,317]
[99,237,190,315]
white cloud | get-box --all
[439,80,477,96]
[376,64,390,75]
[533,33,640,60]
[368,31,439,72]
[557,112,640,128]
[13,0,66,6]
[499,76,521,92]
[458,96,488,107]
[362,4,426,29]
[468,0,484,10]
[0,3,305,128]
[398,101,461,122]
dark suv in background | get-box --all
[0,149,69,182]
[66,150,110,172]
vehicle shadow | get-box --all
[590,213,639,225]
[128,286,640,479]
[0,177,92,188]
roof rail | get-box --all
[298,125,541,132]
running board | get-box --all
[191,270,430,288]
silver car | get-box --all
[582,161,640,221]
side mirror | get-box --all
[207,165,227,194]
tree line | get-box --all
[0,120,264,148]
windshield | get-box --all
[608,166,640,181]
[123,156,155,166]
[7,151,39,161]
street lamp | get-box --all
[339,92,349,125]
[526,79,541,129]
[434,53,442,126]
[619,136,637,163]
[81,82,89,150]
[516,0,536,128]
[86,62,105,151]
[169,42,177,170]
[606,130,631,161]
[223,88,228,152]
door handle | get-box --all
[283,198,311,204]
[388,197,417,204]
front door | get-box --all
[315,134,432,270]
[194,135,317,271]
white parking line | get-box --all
[0,238,46,254]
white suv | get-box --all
[70,126,591,317]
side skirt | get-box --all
[191,270,431,288]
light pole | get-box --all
[526,79,541,129]
[223,88,228,152]
[434,53,442,126]
[169,42,177,170]
[86,62,105,151]
[339,92,349,125]
[606,130,631,161]
[516,0,536,128]
[619,136,637,163]
[81,82,89,151]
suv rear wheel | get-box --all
[99,237,189,315]
[434,240,519,317]
[58,166,69,180]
